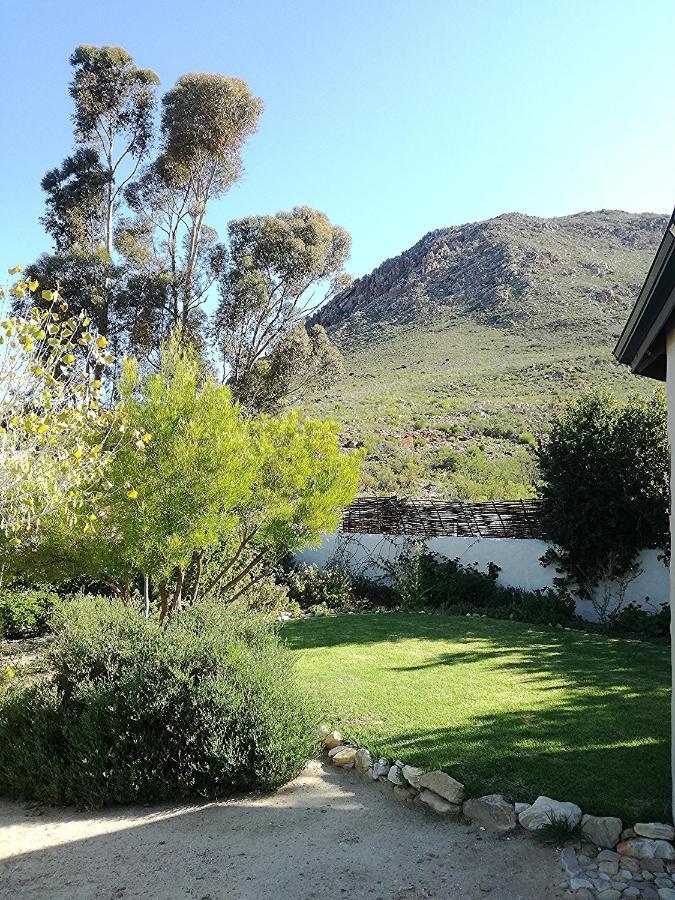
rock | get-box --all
[622,828,637,841]
[463,795,517,834]
[387,765,406,786]
[569,876,594,891]
[393,785,417,801]
[328,746,357,767]
[617,839,656,859]
[599,860,619,876]
[598,851,621,863]
[620,858,640,872]
[618,839,675,861]
[323,730,343,750]
[354,748,373,773]
[561,847,581,877]
[656,843,675,861]
[659,890,675,900]
[402,764,425,787]
[418,789,461,817]
[316,724,330,741]
[582,814,623,849]
[372,758,390,779]
[416,771,465,805]
[636,824,675,842]
[518,795,583,831]
[596,891,622,900]
[515,802,530,815]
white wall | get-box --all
[296,532,668,622]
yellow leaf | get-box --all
[126,489,139,500]
[41,289,54,302]
[28,279,39,292]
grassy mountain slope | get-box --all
[303,211,666,500]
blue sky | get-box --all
[2,0,674,279]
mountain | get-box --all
[304,210,667,500]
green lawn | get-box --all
[284,612,670,822]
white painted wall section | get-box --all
[296,532,668,622]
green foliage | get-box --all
[532,814,582,845]
[29,338,361,617]
[384,543,577,626]
[0,586,57,639]
[0,277,137,559]
[283,562,353,612]
[161,73,262,175]
[215,206,350,412]
[607,601,670,641]
[36,46,349,406]
[0,595,317,807]
[538,388,669,602]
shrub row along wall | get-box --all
[296,532,668,622]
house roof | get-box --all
[614,208,675,381]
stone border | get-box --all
[317,726,675,900]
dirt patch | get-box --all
[0,761,566,900]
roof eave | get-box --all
[614,210,675,381]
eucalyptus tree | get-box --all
[213,206,351,411]
[33,46,159,347]
[118,74,263,343]
[66,45,159,257]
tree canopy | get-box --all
[30,46,348,408]
[537,388,669,605]
[26,338,361,618]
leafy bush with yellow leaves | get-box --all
[0,267,146,557]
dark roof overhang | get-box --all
[614,209,675,382]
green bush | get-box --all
[0,596,317,807]
[385,543,577,626]
[607,601,670,641]
[283,562,353,611]
[0,587,57,639]
[538,388,669,602]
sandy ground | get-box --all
[0,761,567,900]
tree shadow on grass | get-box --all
[380,694,670,823]
[285,613,671,822]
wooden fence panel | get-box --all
[341,497,545,539]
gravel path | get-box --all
[0,760,566,900]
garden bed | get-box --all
[284,612,670,822]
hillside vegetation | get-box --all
[304,210,666,499]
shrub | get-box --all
[283,562,353,611]
[431,446,461,472]
[0,596,317,807]
[384,542,577,626]
[607,601,670,641]
[538,388,669,605]
[0,586,57,638]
